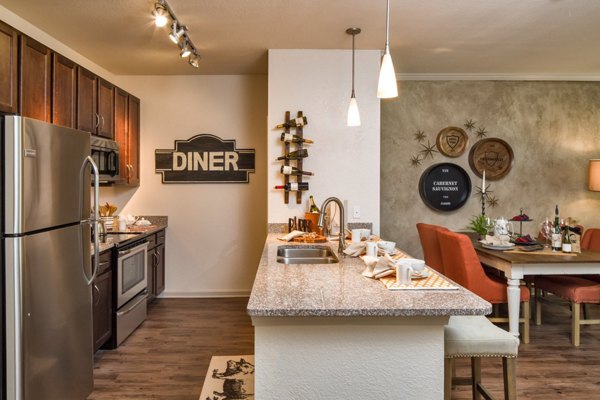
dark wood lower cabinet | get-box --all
[93,269,112,352]
[146,230,166,303]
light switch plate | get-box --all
[353,206,361,219]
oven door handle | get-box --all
[118,242,148,257]
[116,292,147,317]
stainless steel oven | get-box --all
[115,240,149,346]
[91,136,120,183]
[117,240,148,308]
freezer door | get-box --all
[4,116,91,235]
[5,224,93,400]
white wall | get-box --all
[268,50,381,233]
[102,75,268,297]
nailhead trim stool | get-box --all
[445,315,519,400]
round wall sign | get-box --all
[468,138,514,180]
[419,163,472,212]
[436,126,469,157]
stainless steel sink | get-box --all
[277,245,339,264]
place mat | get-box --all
[380,267,459,291]
[199,355,254,400]
[504,247,578,256]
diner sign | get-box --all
[155,134,255,183]
[419,163,472,211]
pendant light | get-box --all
[346,28,361,127]
[377,0,398,99]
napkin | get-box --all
[362,253,396,279]
[278,230,306,241]
[343,241,367,257]
[481,234,511,246]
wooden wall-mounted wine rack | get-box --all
[282,110,305,205]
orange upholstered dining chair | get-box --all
[535,228,600,346]
[437,230,531,343]
[416,223,449,274]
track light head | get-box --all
[179,39,192,58]
[169,21,186,44]
[189,52,201,68]
[153,2,169,27]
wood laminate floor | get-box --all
[89,297,600,400]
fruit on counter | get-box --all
[511,214,531,221]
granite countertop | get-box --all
[92,216,168,253]
[247,233,491,318]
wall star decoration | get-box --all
[413,130,426,142]
[464,119,476,131]
[487,195,499,208]
[410,154,422,167]
[475,127,488,139]
[419,140,438,159]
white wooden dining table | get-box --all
[474,245,600,339]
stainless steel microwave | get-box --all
[91,136,120,183]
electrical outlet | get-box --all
[353,206,361,219]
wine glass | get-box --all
[539,217,553,248]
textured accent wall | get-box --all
[382,81,600,258]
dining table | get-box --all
[474,244,600,339]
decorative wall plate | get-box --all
[468,138,514,180]
[436,126,469,157]
[418,163,472,212]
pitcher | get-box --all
[494,217,514,238]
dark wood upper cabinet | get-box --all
[127,95,141,186]
[114,88,129,184]
[0,21,18,114]
[52,54,76,128]
[19,35,52,122]
[77,67,98,134]
[97,78,114,139]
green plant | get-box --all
[467,214,492,236]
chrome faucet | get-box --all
[317,197,345,254]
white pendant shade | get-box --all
[347,96,361,127]
[377,52,398,99]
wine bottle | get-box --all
[276,116,308,129]
[309,195,320,213]
[280,132,314,144]
[277,149,308,161]
[551,205,562,251]
[280,165,314,176]
[274,182,309,191]
[562,225,572,253]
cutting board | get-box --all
[292,234,328,243]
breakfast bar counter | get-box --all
[247,233,491,400]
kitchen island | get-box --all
[247,233,491,400]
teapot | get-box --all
[493,217,514,238]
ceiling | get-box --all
[1,0,600,76]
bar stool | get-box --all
[445,315,519,400]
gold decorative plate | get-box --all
[436,127,469,157]
[468,138,514,180]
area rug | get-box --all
[199,355,254,400]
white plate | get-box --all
[481,243,515,250]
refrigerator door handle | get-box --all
[80,155,100,285]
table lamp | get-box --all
[588,159,600,191]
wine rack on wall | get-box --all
[281,110,306,204]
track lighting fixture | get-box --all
[179,40,191,58]
[188,52,201,68]
[152,3,168,27]
[152,0,201,69]
[169,21,186,44]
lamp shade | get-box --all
[377,52,398,99]
[347,96,361,127]
[589,159,600,191]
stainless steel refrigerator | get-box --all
[2,116,100,400]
